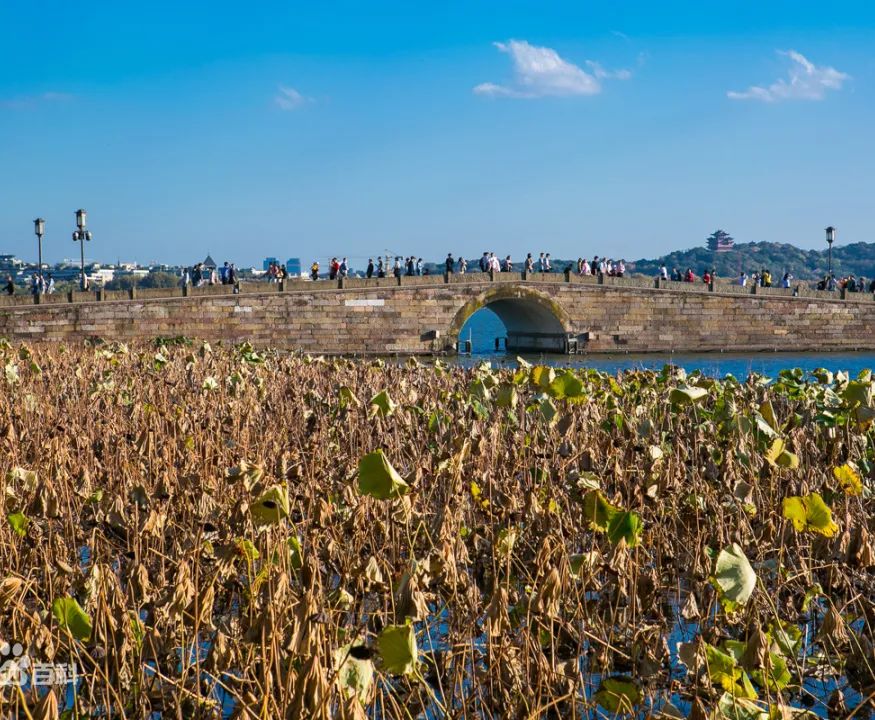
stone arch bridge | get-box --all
[1,272,875,354]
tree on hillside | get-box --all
[629,240,875,280]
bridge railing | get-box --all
[0,270,871,309]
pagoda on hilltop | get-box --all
[706,229,734,253]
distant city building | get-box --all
[202,254,217,269]
[707,229,734,253]
[286,257,302,276]
[0,254,25,271]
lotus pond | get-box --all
[0,339,872,719]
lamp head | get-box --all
[34,218,45,237]
[75,209,87,230]
[825,226,836,245]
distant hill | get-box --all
[629,241,875,280]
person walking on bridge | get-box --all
[525,254,534,273]
[366,259,374,278]
[4,275,14,295]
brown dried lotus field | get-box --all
[0,339,873,719]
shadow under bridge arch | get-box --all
[448,286,583,354]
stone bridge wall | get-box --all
[1,273,874,354]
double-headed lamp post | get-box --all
[33,218,45,282]
[825,226,836,276]
[72,209,92,290]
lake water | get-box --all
[459,307,875,377]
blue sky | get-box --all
[1,1,873,267]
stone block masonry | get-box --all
[1,275,874,354]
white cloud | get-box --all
[728,50,848,102]
[474,40,629,99]
[275,85,309,110]
[586,60,632,81]
[1,91,73,110]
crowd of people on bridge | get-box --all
[179,262,239,288]
[3,273,58,296]
[435,252,630,277]
[816,273,874,293]
[28,274,56,296]
[301,253,875,297]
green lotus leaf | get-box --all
[334,641,374,704]
[496,527,517,559]
[833,463,862,495]
[842,379,875,426]
[593,676,641,713]
[713,543,757,607]
[369,390,396,417]
[357,450,409,500]
[377,623,417,676]
[52,596,93,642]
[581,490,617,532]
[607,510,643,547]
[530,366,555,390]
[539,398,558,425]
[7,511,29,537]
[250,485,290,527]
[759,400,779,433]
[752,413,778,439]
[338,385,360,409]
[287,535,304,570]
[669,385,708,406]
[767,620,803,657]
[468,378,491,402]
[236,538,260,562]
[782,493,838,537]
[548,371,585,400]
[763,438,798,469]
[704,643,758,700]
[751,651,791,691]
[495,384,518,409]
[714,693,768,720]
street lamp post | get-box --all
[33,218,45,283]
[72,209,92,290]
[825,226,836,276]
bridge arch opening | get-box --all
[450,287,575,355]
